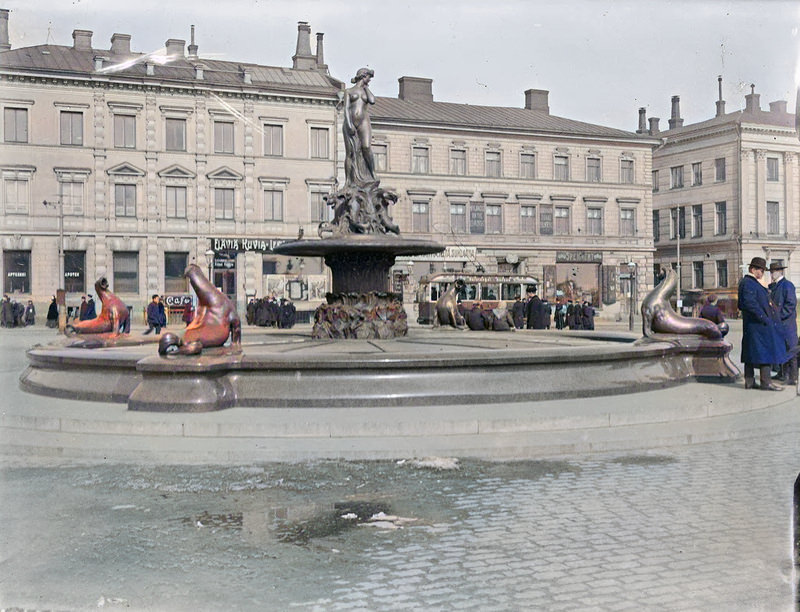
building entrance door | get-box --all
[212,250,237,304]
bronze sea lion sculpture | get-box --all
[65,277,129,337]
[158,263,242,356]
[433,279,466,329]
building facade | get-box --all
[650,82,800,308]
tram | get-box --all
[415,272,539,324]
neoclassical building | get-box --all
[650,81,800,306]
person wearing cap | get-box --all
[737,256,787,391]
[768,261,797,385]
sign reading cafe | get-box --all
[211,237,288,253]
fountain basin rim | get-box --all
[272,236,445,257]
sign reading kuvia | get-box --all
[210,237,288,253]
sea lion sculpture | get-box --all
[158,263,241,356]
[65,277,129,337]
[640,268,725,339]
[433,279,466,329]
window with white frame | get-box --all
[652,170,659,192]
[412,201,430,232]
[485,151,501,177]
[693,261,704,288]
[717,260,728,287]
[767,157,779,181]
[691,204,703,237]
[114,183,136,217]
[3,176,30,214]
[486,204,502,233]
[373,143,388,172]
[715,158,726,182]
[263,124,283,156]
[264,189,283,222]
[520,153,535,179]
[165,117,186,151]
[652,210,660,241]
[113,251,139,294]
[4,108,28,143]
[412,146,429,174]
[620,208,635,236]
[554,206,570,235]
[310,191,329,222]
[586,207,602,235]
[214,187,234,220]
[670,165,683,189]
[520,205,536,233]
[554,155,569,181]
[310,127,329,159]
[450,149,466,175]
[113,115,136,148]
[166,185,187,218]
[214,121,234,154]
[691,162,702,186]
[715,201,727,235]
[60,111,83,146]
[60,180,84,216]
[766,201,780,234]
[586,157,601,183]
[620,159,634,184]
[450,203,466,233]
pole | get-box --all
[676,227,681,313]
[628,268,634,331]
[44,197,67,330]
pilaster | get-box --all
[755,149,766,236]
[785,152,796,238]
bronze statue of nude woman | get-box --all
[343,67,377,187]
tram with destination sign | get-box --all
[415,272,539,324]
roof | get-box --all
[372,96,652,141]
[660,107,796,137]
[0,44,343,96]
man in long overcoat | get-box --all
[738,257,787,390]
[511,296,525,329]
[768,261,798,385]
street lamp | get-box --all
[627,261,637,332]
[43,197,66,330]
[204,248,215,283]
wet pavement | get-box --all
[1,323,799,611]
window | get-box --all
[586,207,603,235]
[691,204,703,238]
[214,187,234,220]
[450,203,466,233]
[652,170,659,192]
[113,115,136,148]
[554,206,570,235]
[264,189,283,221]
[715,202,727,235]
[411,201,429,232]
[164,252,188,293]
[64,250,85,293]
[670,206,685,239]
[767,157,779,181]
[620,159,634,184]
[3,178,29,214]
[766,201,780,235]
[214,121,234,154]
[60,181,84,216]
[620,208,635,236]
[165,118,186,151]
[670,166,684,189]
[310,127,329,158]
[4,108,28,143]
[450,149,466,175]
[586,157,601,183]
[693,261,704,288]
[652,211,660,242]
[715,158,726,182]
[263,124,283,156]
[114,184,136,217]
[520,205,536,233]
[486,151,501,177]
[3,250,31,293]
[373,144,387,172]
[412,147,429,174]
[60,111,83,146]
[486,204,502,233]
[554,155,569,181]
[310,191,328,222]
[691,162,702,186]
[166,186,187,219]
[520,153,535,179]
[716,260,728,288]
[262,258,278,275]
[113,252,138,294]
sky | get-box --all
[3,0,799,132]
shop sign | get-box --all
[210,237,287,253]
[164,295,192,307]
[470,203,485,234]
[396,245,477,263]
[556,251,603,264]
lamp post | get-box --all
[627,261,637,331]
[43,197,66,330]
[204,248,215,284]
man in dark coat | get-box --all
[466,303,489,331]
[1,295,12,327]
[24,300,35,326]
[582,302,595,330]
[699,294,725,324]
[768,261,798,385]
[511,296,525,329]
[78,295,89,321]
[143,294,163,335]
[46,296,59,328]
[85,294,97,319]
[738,257,787,391]
[525,287,546,329]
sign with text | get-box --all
[556,251,603,264]
[164,295,192,307]
[470,202,485,234]
[210,237,287,253]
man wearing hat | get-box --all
[769,260,797,385]
[737,257,787,390]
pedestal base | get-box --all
[312,292,407,339]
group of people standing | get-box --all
[1,295,35,327]
[246,296,297,329]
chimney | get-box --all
[242,67,252,85]
[715,75,726,117]
[769,100,788,114]
[524,89,549,113]
[668,95,683,129]
[165,38,185,58]
[648,117,660,136]
[0,9,10,51]
[110,33,131,55]
[636,107,647,133]
[292,21,316,70]
[745,84,761,113]
[315,32,327,72]
[398,76,434,102]
[187,25,198,59]
[72,29,93,50]
[194,63,205,80]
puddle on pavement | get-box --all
[611,454,678,466]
